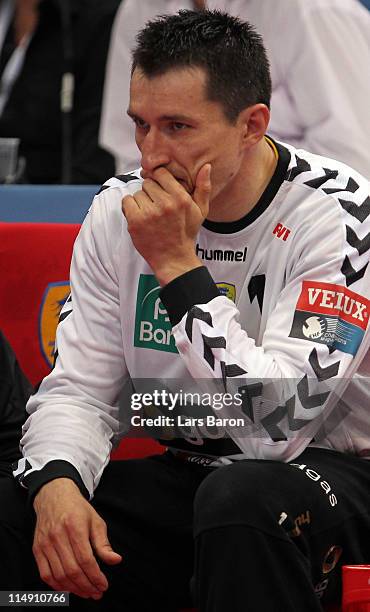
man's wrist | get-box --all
[21,459,90,505]
[152,257,203,287]
[33,477,81,510]
[160,266,220,326]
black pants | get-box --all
[0,330,33,473]
[1,447,370,611]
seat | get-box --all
[342,565,370,611]
[0,222,80,386]
[110,436,164,460]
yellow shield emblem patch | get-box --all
[216,282,236,303]
[39,281,70,367]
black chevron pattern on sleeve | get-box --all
[304,168,338,189]
[115,173,140,183]
[59,309,72,323]
[261,405,288,441]
[53,309,72,366]
[53,349,59,367]
[95,185,110,196]
[185,307,246,384]
[53,298,73,367]
[340,196,370,223]
[223,364,247,377]
[284,153,370,290]
[323,176,359,195]
[346,226,370,256]
[201,334,226,370]
[308,348,340,381]
[220,361,247,391]
[261,368,332,442]
[297,375,330,409]
[96,174,140,195]
[261,396,308,442]
[185,307,213,342]
[286,155,312,181]
[341,255,369,287]
[238,382,262,422]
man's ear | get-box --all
[239,104,270,150]
[192,0,206,8]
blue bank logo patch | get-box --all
[216,282,236,302]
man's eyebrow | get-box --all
[159,114,193,122]
[127,110,194,123]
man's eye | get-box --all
[170,122,188,132]
[133,117,149,130]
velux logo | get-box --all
[300,282,369,325]
[273,223,291,241]
[289,280,370,356]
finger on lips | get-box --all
[142,177,166,200]
[152,167,187,195]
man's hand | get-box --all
[32,478,122,599]
[122,163,211,286]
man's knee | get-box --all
[193,460,297,537]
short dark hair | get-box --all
[132,9,272,122]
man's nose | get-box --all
[139,128,170,173]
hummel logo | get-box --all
[273,223,291,241]
[196,244,247,262]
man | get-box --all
[2,9,370,611]
[100,0,370,178]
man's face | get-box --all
[128,67,247,206]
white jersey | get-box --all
[15,140,370,498]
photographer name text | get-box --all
[131,414,245,428]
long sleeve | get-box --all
[160,177,370,461]
[14,193,128,499]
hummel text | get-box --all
[196,244,247,262]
